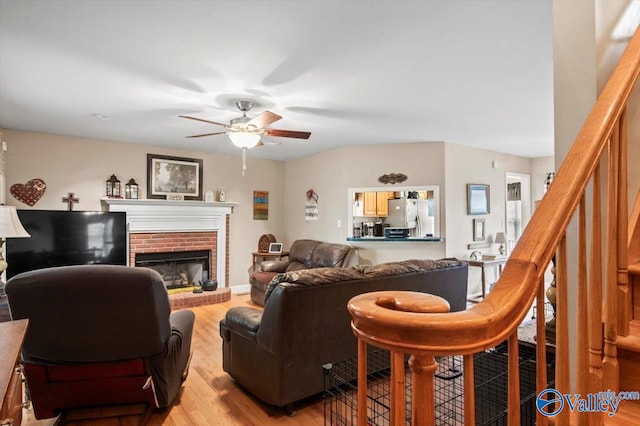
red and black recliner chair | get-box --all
[6,265,195,422]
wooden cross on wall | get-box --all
[62,192,79,211]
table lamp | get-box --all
[0,205,30,294]
[495,232,507,256]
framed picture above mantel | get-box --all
[147,154,203,200]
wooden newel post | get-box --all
[408,353,438,426]
[348,291,451,426]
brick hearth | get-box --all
[169,287,231,310]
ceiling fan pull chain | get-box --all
[242,147,247,176]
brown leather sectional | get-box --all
[221,258,468,413]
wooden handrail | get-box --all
[349,24,640,426]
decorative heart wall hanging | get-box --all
[10,178,47,206]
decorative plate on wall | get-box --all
[10,178,47,206]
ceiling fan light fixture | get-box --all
[228,131,261,148]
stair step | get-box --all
[569,400,640,424]
[603,400,640,424]
[629,262,640,275]
[617,320,640,351]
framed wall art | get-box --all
[473,218,486,241]
[147,154,203,200]
[467,184,490,215]
[253,190,269,220]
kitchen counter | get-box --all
[347,236,444,242]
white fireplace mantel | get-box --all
[101,198,237,287]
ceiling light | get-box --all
[228,132,261,148]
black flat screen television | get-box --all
[6,210,127,279]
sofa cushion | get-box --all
[284,262,307,272]
[354,258,463,277]
[260,261,288,273]
[287,239,320,268]
[311,243,352,267]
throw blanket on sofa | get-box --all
[264,258,466,302]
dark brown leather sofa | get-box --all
[221,258,468,413]
[6,265,195,420]
[249,239,359,305]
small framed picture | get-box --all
[268,242,283,254]
[467,184,490,215]
[473,218,486,241]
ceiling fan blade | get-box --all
[179,115,229,128]
[247,111,282,129]
[265,128,311,139]
[186,131,228,138]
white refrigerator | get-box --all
[416,199,435,237]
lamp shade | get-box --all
[228,132,261,149]
[495,232,507,245]
[0,206,30,238]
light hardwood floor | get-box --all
[20,294,640,425]
[23,294,326,426]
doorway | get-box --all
[505,172,531,254]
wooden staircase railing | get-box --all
[348,25,640,426]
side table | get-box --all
[1,319,29,426]
[251,251,290,267]
[467,257,507,302]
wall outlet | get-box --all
[337,219,342,228]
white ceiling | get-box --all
[0,0,554,161]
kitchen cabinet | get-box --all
[362,192,392,217]
[363,192,377,216]
[376,192,392,216]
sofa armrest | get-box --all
[150,309,195,407]
[221,307,263,341]
[170,309,195,337]
[260,260,289,272]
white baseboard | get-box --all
[230,284,251,295]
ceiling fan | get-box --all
[179,100,311,149]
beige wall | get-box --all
[283,142,447,265]
[2,129,286,291]
[530,156,555,204]
[443,143,533,296]
[283,141,537,297]
[594,0,640,210]
[3,130,539,296]
[443,143,532,260]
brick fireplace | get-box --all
[130,232,217,286]
[101,199,236,309]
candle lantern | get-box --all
[106,174,121,198]
[125,178,139,199]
